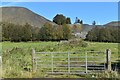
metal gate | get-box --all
[32,49,107,74]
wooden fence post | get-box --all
[32,48,36,72]
[106,49,111,71]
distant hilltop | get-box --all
[1,7,56,28]
[104,21,120,27]
[1,6,119,32]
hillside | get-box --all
[82,24,94,32]
[1,7,119,34]
[81,21,120,32]
[104,21,120,27]
[71,21,119,39]
[1,7,56,27]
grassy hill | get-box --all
[104,21,120,27]
[1,6,119,41]
[1,7,56,28]
[1,6,119,32]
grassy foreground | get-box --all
[1,41,119,78]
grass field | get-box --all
[1,41,119,78]
[2,41,118,52]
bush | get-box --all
[86,26,119,43]
[81,42,88,47]
[97,71,118,78]
[60,39,88,47]
[3,47,32,78]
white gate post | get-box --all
[32,48,36,72]
[68,52,70,74]
[106,49,111,71]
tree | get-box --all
[98,28,109,42]
[32,27,40,41]
[66,17,71,24]
[80,20,83,24]
[2,22,23,42]
[21,23,32,41]
[39,22,54,41]
[2,22,73,42]
[74,17,83,24]
[78,19,80,23]
[86,27,100,41]
[116,28,119,42]
[11,24,23,42]
[86,26,119,43]
[62,24,71,40]
[2,23,10,41]
[72,24,82,33]
[53,14,66,25]
[86,31,94,41]
[55,25,63,40]
[92,21,96,25]
[2,22,35,42]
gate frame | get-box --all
[32,49,111,74]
